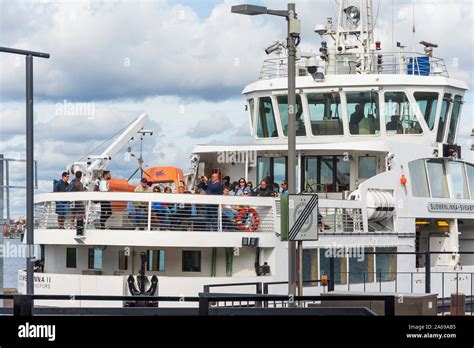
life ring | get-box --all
[236,208,260,232]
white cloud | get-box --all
[0,0,276,101]
[186,113,233,138]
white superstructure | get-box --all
[21,0,474,308]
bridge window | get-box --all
[277,95,306,136]
[384,92,422,134]
[257,97,278,138]
[66,248,77,268]
[414,91,438,130]
[408,159,430,197]
[447,161,469,199]
[447,95,463,144]
[307,92,343,136]
[346,91,380,135]
[147,249,165,272]
[182,250,201,272]
[247,98,254,129]
[426,159,449,198]
[88,248,103,270]
[467,163,474,199]
[436,93,451,142]
[303,155,350,193]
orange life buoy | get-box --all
[236,208,260,232]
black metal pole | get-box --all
[287,1,298,303]
[26,55,34,296]
[425,251,431,293]
[0,47,49,307]
[328,257,335,292]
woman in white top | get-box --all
[99,171,111,228]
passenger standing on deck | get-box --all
[281,180,289,195]
[134,178,153,229]
[206,173,222,230]
[69,171,85,230]
[99,171,112,229]
[206,173,223,195]
[255,180,273,197]
[196,176,208,191]
[54,172,70,229]
[235,178,247,196]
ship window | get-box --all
[375,247,397,281]
[466,163,474,199]
[307,92,343,136]
[303,249,319,287]
[118,250,128,270]
[348,247,374,284]
[257,97,278,138]
[319,248,347,285]
[182,250,201,272]
[414,92,438,130]
[147,249,165,272]
[88,248,103,269]
[408,159,430,197]
[447,161,469,199]
[358,156,377,179]
[303,155,350,193]
[426,159,449,198]
[66,248,77,268]
[447,95,463,144]
[277,95,306,136]
[346,91,380,135]
[257,157,271,186]
[384,92,422,134]
[436,93,451,142]
[247,98,254,129]
[257,156,287,187]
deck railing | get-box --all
[260,52,448,79]
[33,192,388,234]
[34,192,276,233]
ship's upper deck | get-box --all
[239,71,467,148]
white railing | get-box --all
[34,192,276,233]
[34,192,393,235]
[259,52,448,80]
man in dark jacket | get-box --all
[54,172,70,228]
[255,180,273,197]
[206,173,223,195]
[206,173,222,230]
[69,171,85,232]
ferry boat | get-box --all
[20,0,474,308]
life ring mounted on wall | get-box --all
[236,208,260,232]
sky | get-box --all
[0,0,473,218]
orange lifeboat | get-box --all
[143,166,186,191]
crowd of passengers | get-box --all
[53,170,289,231]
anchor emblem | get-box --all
[125,252,158,307]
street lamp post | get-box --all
[231,3,301,299]
[0,47,50,304]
